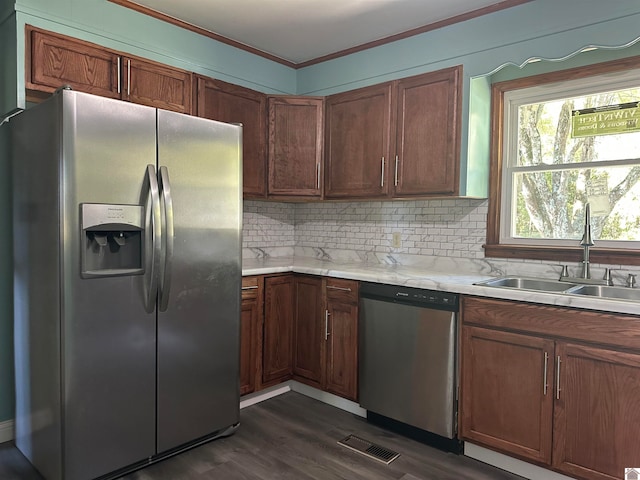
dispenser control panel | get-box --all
[80,203,145,278]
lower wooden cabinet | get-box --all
[240,276,262,396]
[552,342,640,480]
[240,273,359,401]
[461,326,554,464]
[460,296,640,480]
[292,276,324,385]
[293,276,359,401]
[324,279,359,400]
[262,275,295,386]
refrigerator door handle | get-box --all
[158,166,174,312]
[142,164,162,313]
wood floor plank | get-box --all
[0,391,526,480]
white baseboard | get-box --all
[290,381,366,418]
[239,380,366,419]
[464,443,576,480]
[240,382,292,409]
[0,419,14,443]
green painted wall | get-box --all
[2,0,640,426]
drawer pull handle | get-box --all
[325,310,330,340]
[241,285,259,290]
[543,351,549,396]
[326,285,352,292]
[556,355,562,400]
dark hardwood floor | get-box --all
[0,392,524,480]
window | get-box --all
[486,55,640,266]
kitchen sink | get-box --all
[566,285,640,302]
[476,276,576,292]
[476,276,640,302]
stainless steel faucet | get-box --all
[559,203,613,286]
[579,203,593,279]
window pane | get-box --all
[516,88,640,167]
[513,165,640,241]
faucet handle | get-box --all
[603,268,613,286]
[559,265,569,280]
[627,274,637,288]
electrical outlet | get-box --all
[392,232,402,248]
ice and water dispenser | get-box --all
[81,203,144,278]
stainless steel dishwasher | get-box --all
[359,282,459,446]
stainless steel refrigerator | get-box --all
[8,89,242,480]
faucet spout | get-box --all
[579,203,593,279]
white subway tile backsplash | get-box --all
[241,198,639,279]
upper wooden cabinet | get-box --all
[27,27,120,100]
[324,83,393,199]
[124,57,192,114]
[268,96,324,198]
[195,76,267,198]
[393,67,461,196]
[26,26,192,114]
[324,66,461,200]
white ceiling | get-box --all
[129,0,519,65]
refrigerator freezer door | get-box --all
[156,110,242,453]
[61,92,158,480]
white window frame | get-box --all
[499,68,640,249]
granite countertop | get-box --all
[243,256,640,316]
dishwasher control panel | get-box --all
[360,282,459,311]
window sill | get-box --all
[483,244,640,267]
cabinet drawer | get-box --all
[242,276,260,299]
[462,296,640,351]
[326,278,358,303]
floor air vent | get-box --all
[337,434,400,464]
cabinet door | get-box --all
[292,276,324,386]
[552,343,640,480]
[325,279,359,401]
[394,67,461,196]
[124,57,192,114]
[196,76,267,198]
[460,326,554,464]
[262,275,294,385]
[27,27,120,99]
[268,97,324,197]
[240,277,262,396]
[325,299,358,401]
[325,83,393,199]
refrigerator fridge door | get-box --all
[61,92,157,480]
[156,110,242,453]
